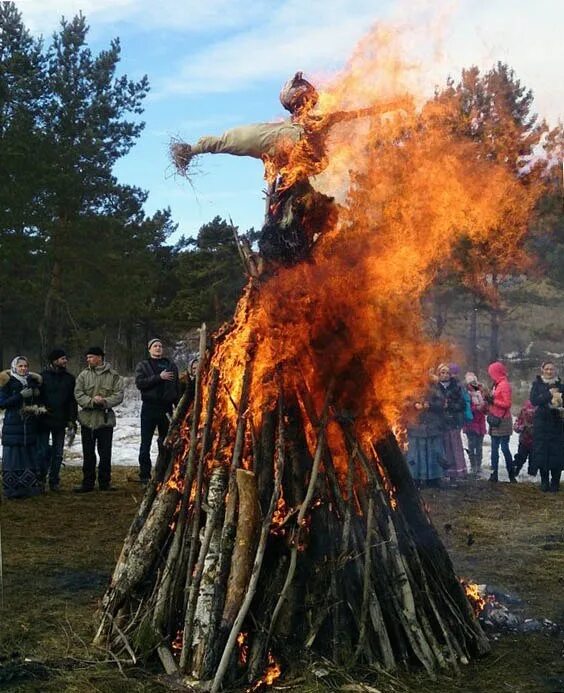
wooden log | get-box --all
[222,469,262,627]
[210,396,286,693]
[192,356,254,675]
[185,368,219,593]
[94,482,182,645]
[179,488,223,672]
[190,466,229,676]
[164,323,207,450]
[353,496,374,663]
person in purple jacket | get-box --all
[462,372,487,477]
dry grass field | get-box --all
[0,467,563,692]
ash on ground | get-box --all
[475,584,561,639]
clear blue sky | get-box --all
[18,0,564,243]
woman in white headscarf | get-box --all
[0,356,43,498]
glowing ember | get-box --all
[236,631,249,666]
[270,496,290,536]
[171,629,183,653]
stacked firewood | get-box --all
[94,309,489,691]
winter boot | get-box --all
[550,471,561,493]
[468,452,477,476]
[512,453,524,477]
[540,471,550,493]
[489,471,498,483]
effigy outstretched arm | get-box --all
[171,121,302,175]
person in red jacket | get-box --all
[486,361,515,483]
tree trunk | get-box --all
[469,301,478,373]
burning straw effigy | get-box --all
[94,29,541,692]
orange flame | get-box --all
[177,23,542,515]
[247,651,282,692]
[460,579,487,617]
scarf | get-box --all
[469,387,484,408]
[541,376,558,386]
[10,356,29,387]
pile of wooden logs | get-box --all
[94,311,489,691]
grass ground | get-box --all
[0,467,563,692]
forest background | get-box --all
[1,2,563,381]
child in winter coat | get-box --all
[462,372,487,476]
[512,400,535,477]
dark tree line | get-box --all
[0,4,248,371]
[2,2,562,373]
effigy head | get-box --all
[279,71,318,114]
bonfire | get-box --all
[94,26,539,692]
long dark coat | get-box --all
[438,377,465,430]
[0,370,43,446]
[39,367,77,430]
[530,376,564,473]
[407,383,447,438]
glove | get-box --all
[20,387,33,399]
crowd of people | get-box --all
[1,346,563,499]
[0,341,196,499]
[406,360,564,493]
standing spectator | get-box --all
[529,361,564,492]
[38,348,77,491]
[406,374,447,488]
[437,363,467,479]
[462,372,487,477]
[512,399,536,478]
[0,356,43,498]
[486,361,515,483]
[134,338,181,484]
[74,347,124,493]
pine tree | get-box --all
[0,2,47,366]
[38,12,149,356]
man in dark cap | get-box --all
[38,349,78,491]
[74,347,124,492]
[133,338,181,484]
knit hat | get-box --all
[48,348,67,363]
[148,338,162,349]
[448,363,461,376]
[85,346,104,357]
[465,371,478,385]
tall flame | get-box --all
[197,22,540,477]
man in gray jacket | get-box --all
[74,346,124,492]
